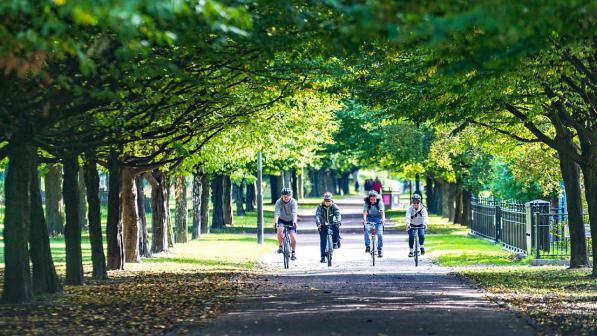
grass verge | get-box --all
[0,234,276,335]
[461,267,596,335]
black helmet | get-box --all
[281,188,293,196]
[412,194,421,202]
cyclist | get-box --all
[362,190,385,257]
[315,192,342,263]
[274,187,298,260]
[405,194,428,257]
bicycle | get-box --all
[322,222,340,267]
[281,224,294,269]
[365,221,379,266]
[410,226,423,267]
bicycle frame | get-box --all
[323,223,339,267]
[282,225,293,269]
[366,222,378,266]
[411,227,423,267]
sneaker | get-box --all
[277,246,283,254]
[320,257,326,263]
[337,239,341,248]
[291,252,296,261]
[333,243,338,249]
[378,251,383,258]
[420,247,425,255]
[365,247,371,253]
[408,251,414,258]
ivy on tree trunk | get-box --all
[136,175,151,258]
[174,175,188,243]
[191,168,203,240]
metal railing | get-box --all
[534,211,592,258]
[471,196,592,258]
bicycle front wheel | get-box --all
[371,236,376,267]
[283,236,291,269]
[327,235,333,267]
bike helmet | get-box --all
[412,194,422,203]
[281,187,293,196]
[368,190,379,198]
[323,192,333,200]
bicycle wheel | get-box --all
[283,234,290,269]
[327,233,333,267]
[371,236,376,267]
[414,234,419,267]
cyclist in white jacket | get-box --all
[405,194,428,257]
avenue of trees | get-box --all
[1,1,595,304]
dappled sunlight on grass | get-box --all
[126,234,277,273]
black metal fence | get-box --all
[471,196,592,258]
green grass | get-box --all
[385,211,527,266]
[461,267,596,335]
[129,234,277,272]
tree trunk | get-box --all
[62,152,84,285]
[223,175,233,226]
[307,169,318,197]
[425,175,435,213]
[340,172,350,195]
[269,174,282,203]
[136,176,151,258]
[165,175,175,248]
[29,155,62,294]
[434,179,444,216]
[77,166,87,229]
[200,173,210,234]
[297,168,304,199]
[191,168,203,240]
[462,188,472,227]
[148,171,169,253]
[174,175,188,243]
[579,144,597,275]
[234,181,246,216]
[84,152,108,279]
[121,167,141,263]
[106,152,124,270]
[1,142,34,303]
[560,158,589,268]
[291,169,299,199]
[211,174,225,229]
[44,164,64,236]
[245,180,256,212]
[447,183,456,222]
[453,183,463,225]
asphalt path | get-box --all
[183,197,536,336]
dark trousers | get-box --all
[408,227,425,249]
[319,225,340,258]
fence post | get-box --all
[534,212,540,259]
[525,201,533,255]
[495,205,501,243]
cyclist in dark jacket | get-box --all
[315,192,342,263]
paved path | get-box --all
[185,196,535,336]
